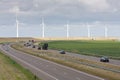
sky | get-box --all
[0,0,120,37]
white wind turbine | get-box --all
[87,23,91,38]
[15,6,19,38]
[34,0,45,38]
[105,25,108,38]
[66,21,70,38]
[16,16,19,38]
[41,18,45,38]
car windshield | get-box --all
[102,56,108,59]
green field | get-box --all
[0,52,40,80]
[48,40,120,59]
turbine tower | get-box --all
[15,6,19,38]
[105,26,108,38]
[16,19,19,38]
[66,21,69,38]
[42,18,45,38]
[87,23,90,38]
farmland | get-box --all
[48,40,120,59]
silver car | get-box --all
[100,56,109,62]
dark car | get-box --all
[42,43,48,50]
[32,45,36,48]
[59,50,66,54]
[100,56,109,62]
[38,47,41,50]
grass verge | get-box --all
[0,51,40,80]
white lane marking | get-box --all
[8,45,104,80]
[1,48,59,80]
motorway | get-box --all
[49,50,120,66]
[0,44,104,80]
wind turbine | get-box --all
[87,23,91,38]
[41,18,45,38]
[16,19,19,38]
[34,0,45,38]
[66,21,70,38]
[15,6,19,38]
[105,25,108,38]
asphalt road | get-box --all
[0,44,104,80]
[49,50,120,66]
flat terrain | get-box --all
[0,52,39,80]
[48,40,120,59]
[11,43,120,80]
[0,44,105,80]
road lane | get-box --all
[49,50,120,66]
[0,44,104,80]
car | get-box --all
[59,50,66,54]
[38,47,41,50]
[42,43,48,50]
[100,56,109,62]
[32,45,36,48]
[24,42,32,47]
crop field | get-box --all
[48,40,120,59]
[0,52,40,80]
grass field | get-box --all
[0,52,40,80]
[48,40,120,59]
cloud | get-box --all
[9,6,20,14]
[78,0,110,12]
[31,0,115,18]
[0,0,120,25]
[0,0,115,15]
